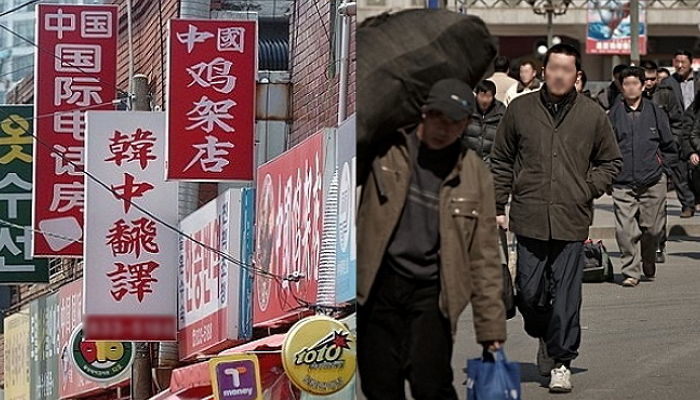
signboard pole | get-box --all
[630,0,640,65]
[130,74,153,400]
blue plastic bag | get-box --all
[466,348,521,400]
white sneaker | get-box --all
[549,365,572,393]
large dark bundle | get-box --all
[357,9,496,182]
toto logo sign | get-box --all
[68,324,134,383]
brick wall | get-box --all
[289,1,356,146]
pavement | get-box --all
[357,191,700,399]
[451,193,700,400]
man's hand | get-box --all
[691,153,700,166]
[481,340,504,352]
[496,215,508,231]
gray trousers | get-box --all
[613,175,667,280]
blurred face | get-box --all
[674,55,692,78]
[621,75,644,102]
[543,53,579,97]
[519,64,537,85]
[658,70,670,81]
[420,110,468,150]
[476,91,494,112]
[644,69,658,91]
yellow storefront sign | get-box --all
[282,315,356,395]
[4,310,31,400]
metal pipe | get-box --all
[546,10,554,48]
[127,0,134,100]
[337,2,354,125]
[630,0,640,66]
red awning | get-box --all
[148,387,213,400]
[163,333,287,396]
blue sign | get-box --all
[335,116,356,304]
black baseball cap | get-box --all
[423,79,476,121]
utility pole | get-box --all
[630,0,640,66]
[130,74,153,400]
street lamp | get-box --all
[526,0,571,48]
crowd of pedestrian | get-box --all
[358,43,700,398]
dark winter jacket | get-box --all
[608,97,679,188]
[645,78,684,140]
[596,82,622,111]
[491,87,622,242]
[685,94,700,158]
[667,72,700,110]
[462,100,506,165]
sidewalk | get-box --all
[589,190,700,240]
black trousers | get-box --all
[670,160,695,210]
[515,236,584,363]
[358,266,458,400]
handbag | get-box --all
[466,348,521,400]
[499,228,516,319]
[582,239,614,283]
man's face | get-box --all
[644,70,658,91]
[622,76,644,101]
[476,91,494,112]
[658,70,670,81]
[519,64,537,85]
[674,55,692,78]
[543,53,579,97]
[421,110,468,150]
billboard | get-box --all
[33,4,118,256]
[254,132,325,326]
[84,111,178,341]
[167,19,257,181]
[178,188,255,360]
[586,0,646,55]
[0,105,49,282]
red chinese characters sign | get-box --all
[83,112,178,341]
[254,132,325,327]
[33,4,118,257]
[167,19,257,181]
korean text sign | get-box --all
[167,19,257,181]
[34,4,118,256]
[178,188,254,360]
[4,309,31,400]
[0,106,48,282]
[254,132,325,326]
[84,111,178,341]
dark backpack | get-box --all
[582,240,614,283]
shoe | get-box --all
[643,261,656,279]
[655,250,665,264]
[549,365,573,393]
[621,277,639,287]
[680,208,695,218]
[537,338,555,377]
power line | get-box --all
[0,64,34,81]
[0,217,84,244]
[0,111,284,282]
[0,0,41,19]
[0,22,130,98]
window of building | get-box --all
[12,54,33,81]
[13,19,34,46]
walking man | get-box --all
[357,79,506,400]
[463,79,506,166]
[488,55,518,103]
[492,44,622,393]
[504,59,542,106]
[609,67,678,287]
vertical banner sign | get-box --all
[335,116,356,304]
[84,111,178,341]
[586,0,646,55]
[59,279,102,399]
[30,294,60,400]
[4,309,31,400]
[34,4,118,257]
[0,106,48,282]
[254,132,325,326]
[178,188,254,361]
[167,19,257,181]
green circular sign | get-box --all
[68,324,134,383]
